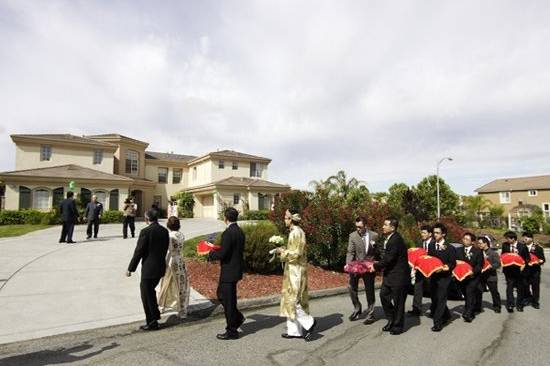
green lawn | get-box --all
[0,224,51,238]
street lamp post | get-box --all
[436,157,453,221]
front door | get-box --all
[131,190,143,217]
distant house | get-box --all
[0,133,291,218]
[475,175,550,223]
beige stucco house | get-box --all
[0,133,290,218]
[475,175,550,221]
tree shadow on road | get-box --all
[0,342,119,366]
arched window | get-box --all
[33,189,50,210]
[19,186,31,209]
[80,188,92,209]
[109,189,119,211]
[94,191,107,206]
[52,187,64,209]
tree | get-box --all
[345,185,372,208]
[462,195,491,227]
[325,170,365,200]
[413,175,460,221]
[386,183,409,218]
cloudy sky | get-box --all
[1,0,549,195]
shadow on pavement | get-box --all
[0,342,119,366]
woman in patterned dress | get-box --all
[157,216,190,319]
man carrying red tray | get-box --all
[501,231,530,313]
[522,232,546,309]
[408,225,435,316]
[456,232,483,322]
[476,236,502,313]
[427,223,456,332]
[345,216,380,323]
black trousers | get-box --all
[60,221,75,242]
[412,272,427,310]
[430,275,452,327]
[123,216,135,238]
[504,268,525,308]
[140,278,161,324]
[86,219,100,238]
[476,279,501,309]
[460,277,480,318]
[349,273,376,315]
[379,282,407,330]
[217,281,244,334]
[525,270,541,305]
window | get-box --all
[219,160,225,169]
[93,150,103,165]
[193,167,197,180]
[158,167,168,183]
[233,193,240,205]
[499,192,511,204]
[528,190,538,197]
[40,145,52,161]
[250,162,263,177]
[52,187,64,208]
[109,189,119,210]
[232,161,238,170]
[259,193,270,210]
[33,189,49,209]
[153,195,162,209]
[173,168,182,184]
[19,186,31,209]
[80,188,92,207]
[94,191,106,206]
[125,150,139,175]
[543,203,550,217]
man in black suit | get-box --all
[373,218,410,335]
[208,207,245,340]
[408,224,435,316]
[428,222,457,332]
[456,232,483,322]
[85,194,103,239]
[522,232,546,309]
[501,231,529,313]
[126,209,169,331]
[59,191,79,244]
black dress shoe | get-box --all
[139,321,159,331]
[494,307,502,313]
[216,332,239,340]
[363,316,376,325]
[463,316,473,323]
[516,306,524,312]
[506,307,514,313]
[382,322,393,332]
[281,333,303,339]
[67,241,76,244]
[59,240,66,243]
[237,316,246,329]
[390,328,403,335]
[431,325,442,332]
[533,303,540,309]
[407,308,421,316]
[86,236,91,240]
[426,312,433,319]
[303,320,317,341]
[349,308,363,321]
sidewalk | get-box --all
[0,218,226,345]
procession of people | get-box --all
[121,204,546,339]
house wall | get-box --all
[15,143,114,174]
[480,189,550,215]
[144,163,189,210]
[113,143,147,179]
[187,160,214,187]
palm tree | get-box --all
[463,195,491,225]
[326,170,365,200]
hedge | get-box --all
[238,210,270,221]
[0,209,124,225]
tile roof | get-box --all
[145,151,197,162]
[0,164,133,182]
[10,134,117,148]
[475,175,550,193]
[189,150,271,164]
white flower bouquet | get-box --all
[268,235,285,244]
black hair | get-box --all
[167,216,181,231]
[504,231,517,240]
[478,236,491,246]
[146,209,159,222]
[355,216,368,225]
[433,223,447,235]
[522,231,534,238]
[224,207,239,222]
[385,217,399,230]
[420,224,432,232]
[463,232,476,241]
[67,191,74,198]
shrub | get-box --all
[174,192,195,218]
[543,219,550,235]
[0,210,61,225]
[239,210,270,221]
[240,221,283,273]
[101,210,124,224]
[0,210,26,225]
[520,216,540,234]
[269,190,312,233]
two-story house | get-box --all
[0,133,290,219]
[475,175,550,220]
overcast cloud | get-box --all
[1,0,549,194]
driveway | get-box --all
[0,218,226,344]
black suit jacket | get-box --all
[456,246,483,277]
[527,244,546,274]
[208,223,245,283]
[59,198,79,223]
[128,222,169,279]
[374,232,410,287]
[416,238,435,251]
[428,240,457,277]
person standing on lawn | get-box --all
[408,224,435,316]
[84,194,103,239]
[346,216,380,323]
[275,209,316,341]
[59,191,79,244]
[208,207,246,340]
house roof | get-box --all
[85,134,149,147]
[145,151,197,162]
[0,164,133,183]
[475,175,550,193]
[186,176,290,193]
[188,150,271,164]
[10,134,118,149]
